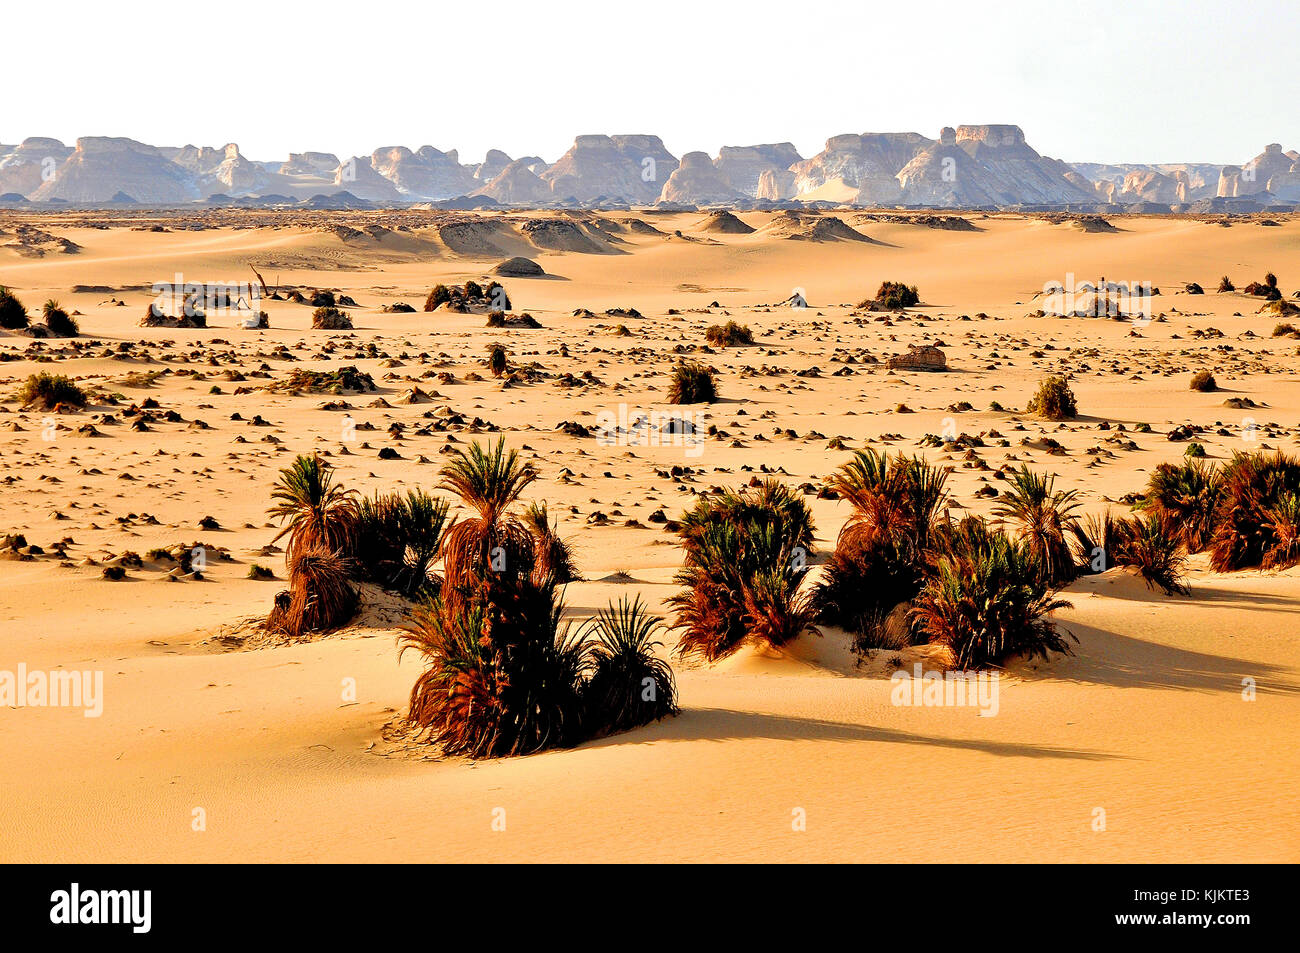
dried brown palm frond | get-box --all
[266,547,358,639]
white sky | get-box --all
[6,0,1296,166]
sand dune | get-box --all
[1,208,1298,862]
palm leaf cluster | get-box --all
[1206,451,1300,572]
[911,532,1075,669]
[1072,511,1190,596]
[668,479,818,661]
[813,451,1083,665]
[400,438,677,757]
[811,450,948,649]
[354,490,452,598]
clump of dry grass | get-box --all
[667,362,717,404]
[18,372,87,410]
[705,321,753,346]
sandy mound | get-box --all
[694,210,756,234]
[206,583,414,651]
[519,218,617,254]
[493,256,546,277]
[621,218,666,235]
[762,212,870,242]
[434,219,512,256]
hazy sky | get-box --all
[7,0,1296,166]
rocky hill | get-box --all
[2,127,1297,211]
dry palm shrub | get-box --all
[669,479,817,661]
[523,502,580,584]
[1210,451,1300,572]
[1138,461,1222,553]
[268,454,359,561]
[401,438,598,757]
[579,596,678,734]
[812,449,948,649]
[911,530,1073,669]
[267,547,358,639]
[355,490,451,597]
[993,465,1081,586]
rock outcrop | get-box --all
[714,143,802,197]
[473,159,554,204]
[370,145,477,200]
[1219,144,1295,197]
[0,138,72,198]
[947,125,1094,205]
[791,132,933,203]
[32,138,200,204]
[474,149,513,181]
[541,135,678,203]
[658,151,745,204]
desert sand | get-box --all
[1,208,1297,862]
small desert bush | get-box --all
[994,465,1081,586]
[1074,511,1189,595]
[705,320,753,346]
[487,343,507,377]
[424,284,451,311]
[1027,375,1077,420]
[309,289,336,308]
[670,480,817,660]
[1119,515,1191,595]
[267,547,359,639]
[1272,323,1298,338]
[911,531,1073,668]
[580,596,678,734]
[1189,370,1216,392]
[1243,276,1281,300]
[42,300,79,337]
[863,281,920,310]
[311,306,350,327]
[0,286,28,330]
[18,372,87,409]
[1209,451,1300,572]
[667,362,717,404]
[1218,275,1235,292]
